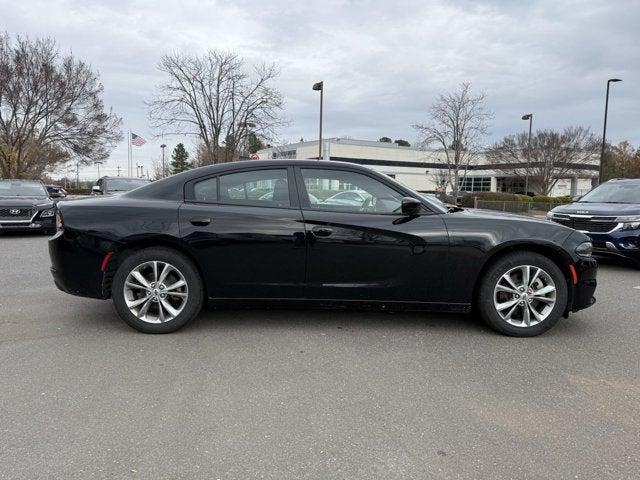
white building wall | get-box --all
[258,138,598,195]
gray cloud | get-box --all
[1,0,637,179]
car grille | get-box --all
[551,215,618,233]
[0,207,35,221]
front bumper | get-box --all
[0,216,55,233]
[587,230,640,263]
[570,257,598,313]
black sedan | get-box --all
[49,160,597,336]
[0,180,56,234]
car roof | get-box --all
[605,178,640,183]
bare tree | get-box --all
[486,127,599,195]
[148,50,286,164]
[414,83,491,196]
[0,34,122,179]
[603,141,640,180]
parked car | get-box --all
[49,160,597,336]
[0,180,56,234]
[45,184,67,201]
[91,176,150,196]
[322,189,371,206]
[548,178,640,267]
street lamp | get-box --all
[521,113,533,194]
[160,144,167,178]
[312,81,324,160]
[599,78,622,183]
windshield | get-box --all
[0,180,47,197]
[579,182,640,204]
[106,178,150,192]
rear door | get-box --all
[296,166,449,303]
[179,166,306,299]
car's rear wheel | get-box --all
[112,247,204,333]
[477,251,568,336]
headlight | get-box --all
[575,241,593,257]
[546,211,554,220]
[615,215,640,231]
[40,208,55,218]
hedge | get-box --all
[461,192,573,208]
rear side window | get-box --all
[218,169,290,207]
[193,177,218,202]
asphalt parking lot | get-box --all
[1,234,639,479]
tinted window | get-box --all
[301,169,404,214]
[219,169,290,207]
[193,177,218,202]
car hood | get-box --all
[453,207,551,224]
[551,202,640,216]
[0,196,52,208]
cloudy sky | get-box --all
[1,0,638,179]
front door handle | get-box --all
[312,226,333,237]
[190,218,211,227]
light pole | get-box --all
[160,144,167,178]
[599,78,622,183]
[521,113,533,194]
[312,81,324,160]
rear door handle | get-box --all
[312,226,333,237]
[190,218,211,226]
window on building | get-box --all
[459,176,491,192]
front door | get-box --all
[296,167,449,303]
[179,166,306,299]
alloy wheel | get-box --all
[493,264,557,327]
[123,261,189,323]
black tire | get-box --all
[111,247,204,333]
[476,251,568,337]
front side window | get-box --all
[219,169,290,207]
[301,169,404,214]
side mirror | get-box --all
[401,197,422,215]
[572,195,582,202]
[92,185,102,195]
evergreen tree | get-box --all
[170,143,191,174]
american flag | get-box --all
[131,132,146,146]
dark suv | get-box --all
[0,180,56,234]
[548,178,640,267]
[92,176,150,196]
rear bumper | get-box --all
[48,230,108,299]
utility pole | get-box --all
[95,161,103,179]
[599,78,622,184]
[312,81,324,160]
[116,165,122,177]
[75,162,80,189]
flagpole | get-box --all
[127,129,131,176]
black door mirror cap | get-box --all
[401,197,422,215]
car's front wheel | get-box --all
[477,251,568,336]
[112,247,204,333]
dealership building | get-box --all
[257,138,598,196]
